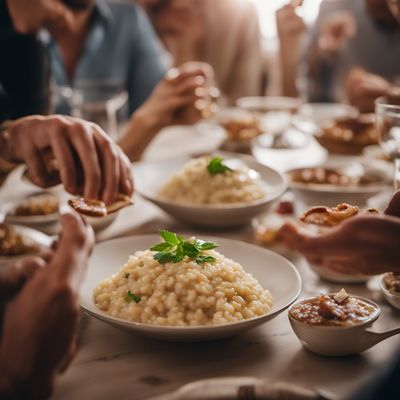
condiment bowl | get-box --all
[134,153,287,228]
[289,295,400,356]
[380,274,400,310]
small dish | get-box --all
[287,161,390,206]
[80,235,302,341]
[134,153,287,228]
[0,224,52,268]
[3,192,60,229]
[213,107,264,153]
[380,273,400,310]
[289,293,400,356]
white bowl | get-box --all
[134,153,287,228]
[236,96,302,114]
[0,225,52,269]
[80,235,302,341]
[287,160,390,207]
[380,274,400,310]
[308,262,369,284]
[289,295,386,356]
[3,192,60,229]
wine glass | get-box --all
[375,97,400,190]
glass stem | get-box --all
[395,158,400,192]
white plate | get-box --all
[0,225,52,268]
[80,235,302,341]
[3,193,60,228]
[134,152,287,228]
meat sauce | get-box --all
[290,290,378,327]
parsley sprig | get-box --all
[207,156,232,175]
[125,290,141,303]
[150,230,218,265]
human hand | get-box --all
[345,68,391,113]
[276,4,306,40]
[1,115,133,204]
[279,213,400,275]
[6,0,76,34]
[0,213,94,399]
[318,12,356,57]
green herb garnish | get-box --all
[207,156,232,175]
[125,290,141,303]
[150,230,218,265]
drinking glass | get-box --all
[53,79,128,140]
[375,97,400,190]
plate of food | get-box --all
[134,153,287,228]
[297,203,379,283]
[3,192,60,228]
[314,115,379,155]
[212,107,264,152]
[287,161,389,206]
[80,231,301,341]
[0,224,52,268]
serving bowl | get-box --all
[307,262,369,284]
[287,161,390,207]
[134,153,287,228]
[289,295,400,356]
[0,224,52,269]
[380,274,400,310]
[80,235,302,341]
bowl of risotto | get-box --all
[80,232,301,341]
[134,153,287,228]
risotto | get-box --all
[93,233,273,326]
[159,156,266,205]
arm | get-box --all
[119,65,208,161]
[0,115,133,203]
[279,191,400,275]
[0,213,93,399]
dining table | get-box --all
[1,126,399,400]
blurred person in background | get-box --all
[137,0,265,105]
[276,1,306,97]
[301,0,400,112]
[46,0,167,114]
